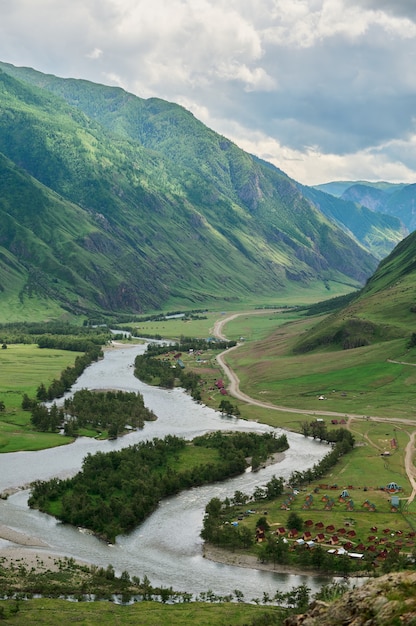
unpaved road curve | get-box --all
[404,431,416,504]
[213,311,416,503]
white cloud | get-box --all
[262,0,416,48]
[217,120,416,186]
[214,62,276,91]
[87,48,103,60]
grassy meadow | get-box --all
[225,322,416,419]
[0,343,82,452]
[130,312,218,340]
[214,311,416,530]
[126,308,302,342]
[1,307,416,621]
[0,598,284,625]
[148,309,416,524]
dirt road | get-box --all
[213,311,416,504]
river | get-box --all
[0,343,333,599]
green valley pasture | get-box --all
[0,344,81,452]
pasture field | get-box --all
[211,311,416,526]
[215,309,303,343]
[122,308,305,343]
[0,598,284,625]
[225,328,416,420]
[0,344,81,452]
[128,312,217,340]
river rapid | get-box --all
[0,343,333,598]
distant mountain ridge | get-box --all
[0,62,404,320]
[315,180,416,231]
[300,185,406,260]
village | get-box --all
[236,478,416,571]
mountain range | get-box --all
[316,180,416,231]
[0,61,409,320]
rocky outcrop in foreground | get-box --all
[285,571,416,625]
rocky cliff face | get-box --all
[285,571,416,625]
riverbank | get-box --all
[0,341,330,597]
[0,524,62,571]
[202,543,324,576]
[0,525,90,572]
[0,524,49,547]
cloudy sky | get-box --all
[1,0,416,185]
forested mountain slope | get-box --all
[0,62,386,320]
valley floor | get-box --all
[213,312,416,505]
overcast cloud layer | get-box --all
[1,0,416,185]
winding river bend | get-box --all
[0,343,332,598]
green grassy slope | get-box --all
[0,63,381,320]
[8,62,404,260]
[293,228,416,353]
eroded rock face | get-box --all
[285,571,416,626]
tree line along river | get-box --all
[0,343,334,599]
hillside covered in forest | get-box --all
[0,62,405,321]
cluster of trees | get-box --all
[29,402,64,432]
[37,335,105,351]
[63,389,156,438]
[301,292,358,317]
[193,431,288,472]
[28,389,156,437]
[134,353,182,389]
[95,308,209,327]
[134,353,203,400]
[288,429,355,487]
[219,398,240,417]
[300,419,355,443]
[29,431,284,542]
[134,337,236,401]
[295,316,381,354]
[146,337,236,357]
[201,474,286,549]
[32,346,103,404]
[0,321,111,346]
[201,496,253,550]
[408,332,416,347]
